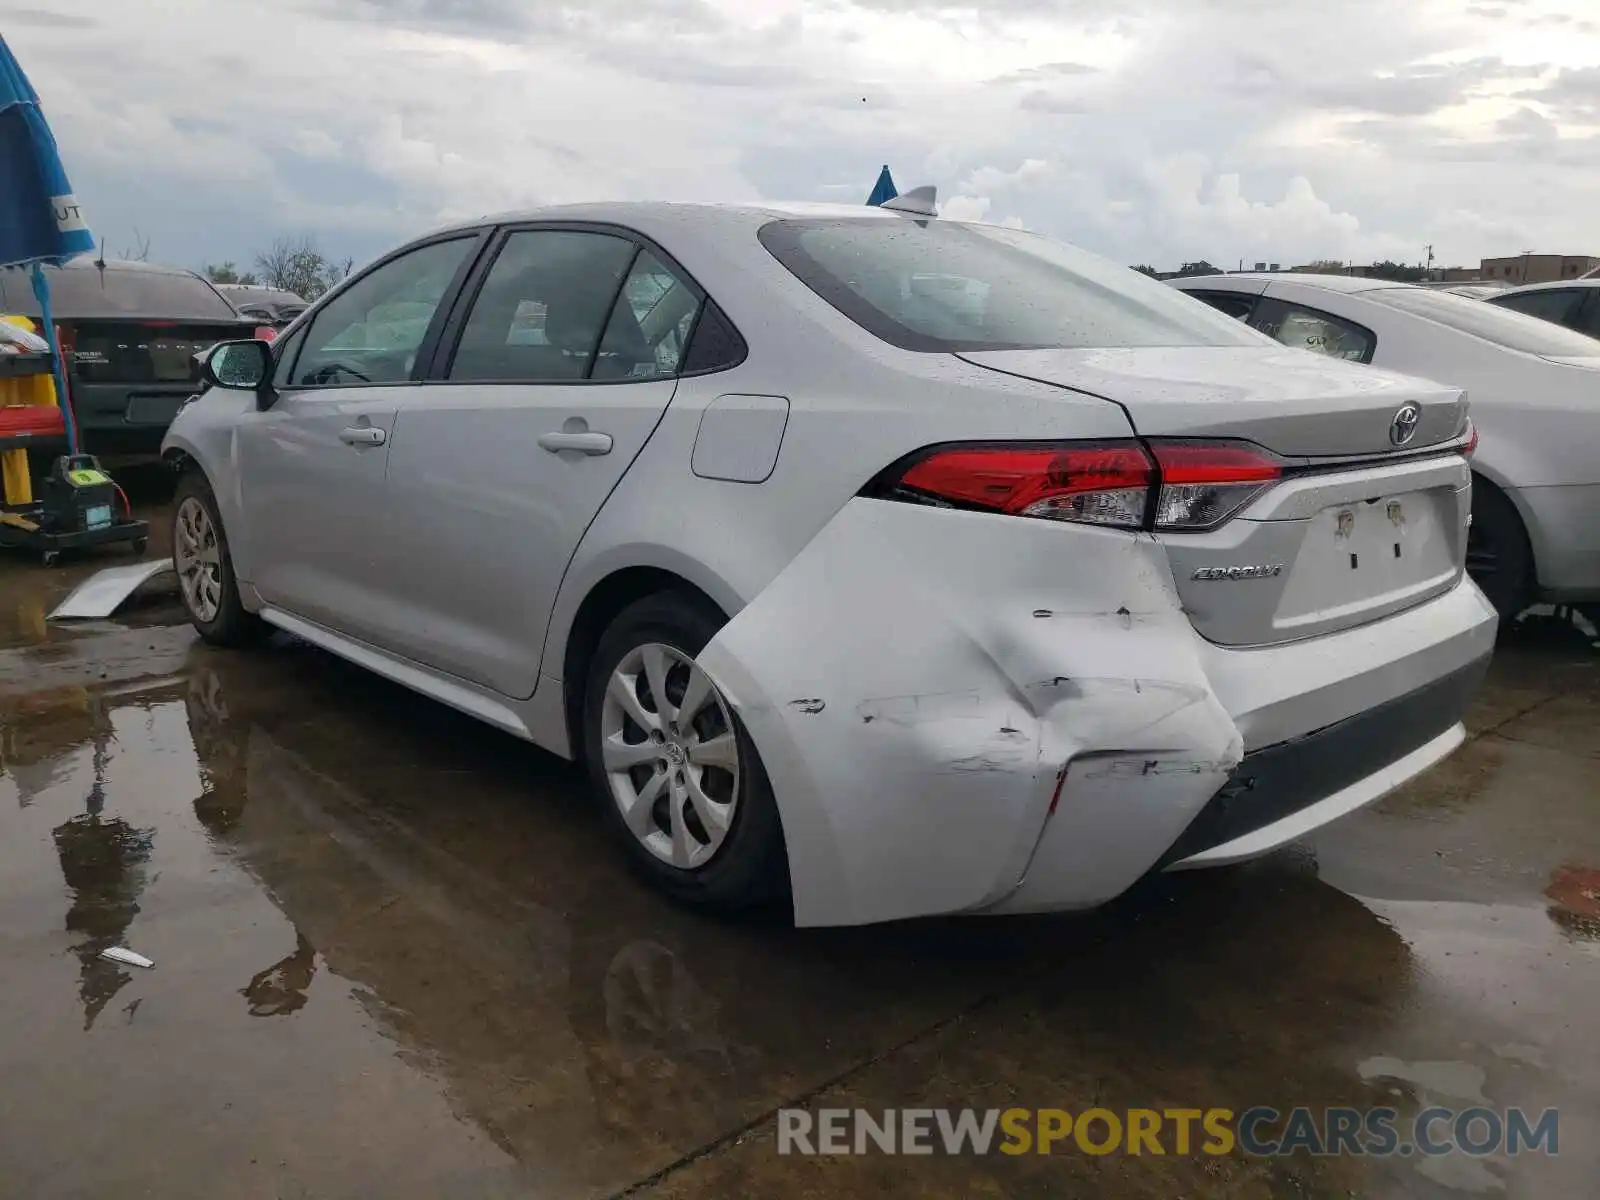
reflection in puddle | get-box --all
[53,812,155,1029]
[242,931,319,1017]
[1545,864,1600,942]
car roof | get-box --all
[1176,272,1408,295]
[424,200,929,240]
[1495,279,1600,295]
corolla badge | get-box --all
[1191,564,1284,581]
[1389,402,1422,446]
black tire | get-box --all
[582,592,788,912]
[1466,477,1533,624]
[171,471,268,648]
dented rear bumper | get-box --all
[697,497,1495,927]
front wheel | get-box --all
[171,472,267,647]
[583,593,788,912]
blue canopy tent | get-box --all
[866,165,898,207]
[1,32,96,454]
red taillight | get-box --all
[1148,440,1282,531]
[897,441,1154,528]
[879,438,1283,532]
[254,326,279,343]
[1463,422,1478,457]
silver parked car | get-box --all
[1172,273,1600,622]
[164,200,1494,927]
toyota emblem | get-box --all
[1389,402,1421,447]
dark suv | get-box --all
[0,259,258,457]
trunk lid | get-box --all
[958,345,1473,646]
[956,345,1466,458]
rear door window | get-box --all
[1252,298,1374,363]
[447,230,637,382]
[1492,289,1583,326]
[1571,292,1600,339]
[593,250,702,379]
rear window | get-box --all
[0,264,239,321]
[1366,287,1600,356]
[758,219,1263,352]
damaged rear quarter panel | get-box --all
[696,498,1243,927]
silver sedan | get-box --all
[164,199,1494,926]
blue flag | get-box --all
[1,34,95,268]
[866,165,898,207]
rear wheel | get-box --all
[583,593,787,912]
[171,472,267,647]
[1466,477,1532,624]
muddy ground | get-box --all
[2,485,1597,1199]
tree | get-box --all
[1130,264,1160,277]
[119,229,151,262]
[1363,259,1427,283]
[252,235,349,301]
[1170,260,1221,279]
[204,262,259,286]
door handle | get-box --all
[340,426,387,446]
[538,431,613,456]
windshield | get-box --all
[759,219,1264,352]
[1365,287,1600,356]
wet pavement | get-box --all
[2,498,1598,1199]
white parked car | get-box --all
[1487,279,1600,341]
[1173,273,1600,621]
[164,201,1494,927]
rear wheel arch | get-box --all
[1468,470,1535,617]
[562,567,731,765]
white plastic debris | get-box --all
[49,559,174,620]
[99,946,154,969]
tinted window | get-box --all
[1188,290,1257,321]
[1254,301,1374,363]
[0,263,239,320]
[1572,293,1600,339]
[448,230,637,382]
[759,219,1261,352]
[682,299,747,373]
[1368,287,1600,356]
[593,250,701,379]
[292,237,474,387]
[1491,289,1582,325]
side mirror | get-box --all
[202,339,273,393]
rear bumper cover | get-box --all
[1160,654,1488,868]
[697,497,1495,927]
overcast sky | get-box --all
[6,0,1599,274]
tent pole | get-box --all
[30,261,77,455]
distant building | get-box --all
[1480,254,1600,285]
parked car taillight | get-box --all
[872,438,1283,532]
[254,325,279,343]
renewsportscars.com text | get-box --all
[776,1106,1559,1158]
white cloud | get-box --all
[3,0,1598,273]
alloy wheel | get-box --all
[600,642,741,870]
[174,496,222,623]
